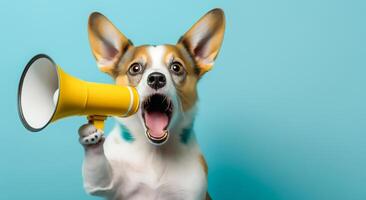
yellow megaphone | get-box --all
[18,54,139,132]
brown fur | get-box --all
[163,44,199,111]
[206,193,212,200]
[199,155,211,199]
[199,154,208,176]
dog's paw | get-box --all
[78,123,104,146]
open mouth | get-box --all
[142,94,173,145]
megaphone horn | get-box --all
[18,54,139,132]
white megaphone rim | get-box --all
[18,54,60,132]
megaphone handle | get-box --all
[87,115,107,132]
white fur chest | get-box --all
[102,125,207,200]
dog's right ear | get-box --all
[88,12,132,75]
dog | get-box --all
[78,8,225,200]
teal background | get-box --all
[1,0,365,199]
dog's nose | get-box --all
[147,72,166,90]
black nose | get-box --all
[147,72,166,90]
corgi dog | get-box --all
[78,8,225,200]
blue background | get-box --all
[1,0,365,199]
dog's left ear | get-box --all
[88,12,132,75]
[178,8,225,76]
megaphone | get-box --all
[18,54,139,132]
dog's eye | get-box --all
[128,63,143,75]
[169,62,185,75]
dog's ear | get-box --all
[88,12,132,75]
[178,8,225,77]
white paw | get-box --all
[79,131,103,145]
[78,124,104,145]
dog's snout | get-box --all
[147,72,166,90]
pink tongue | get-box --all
[144,112,168,138]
